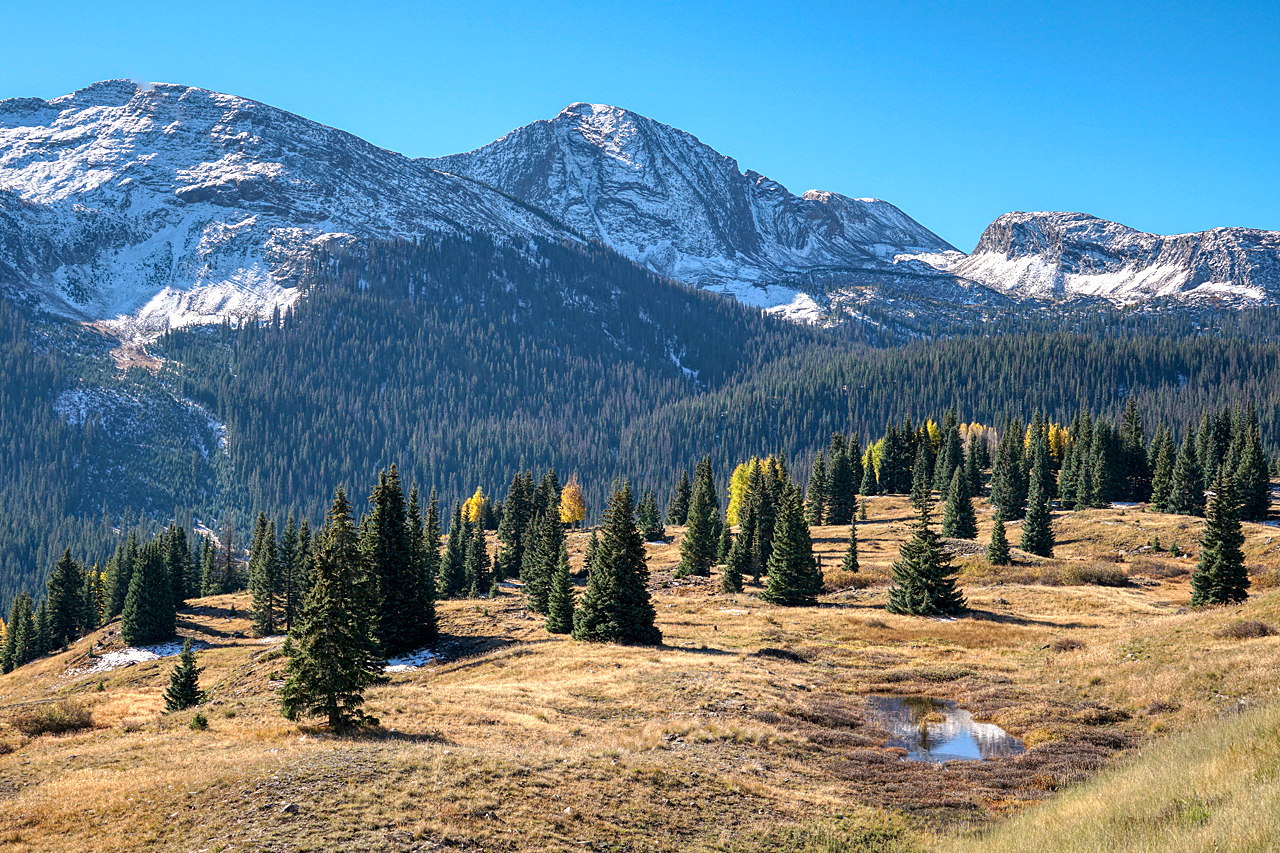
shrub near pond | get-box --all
[1059,563,1130,587]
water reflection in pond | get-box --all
[864,695,1025,763]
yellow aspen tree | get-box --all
[559,475,587,526]
[726,458,758,526]
[463,487,487,524]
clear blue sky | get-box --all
[3,0,1277,250]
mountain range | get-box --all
[3,80,1278,337]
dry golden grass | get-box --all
[1,494,1279,851]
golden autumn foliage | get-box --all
[463,487,488,524]
[559,475,586,525]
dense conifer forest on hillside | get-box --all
[6,233,1280,608]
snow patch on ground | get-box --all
[719,609,750,615]
[69,641,189,676]
[257,635,287,644]
[1109,502,1140,508]
[385,648,438,673]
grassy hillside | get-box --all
[1,496,1279,852]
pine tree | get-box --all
[963,441,983,498]
[1167,433,1206,517]
[910,444,931,511]
[840,520,859,575]
[164,638,205,711]
[886,500,966,616]
[524,510,563,614]
[1,592,36,673]
[280,488,386,731]
[279,514,302,632]
[105,532,139,620]
[1120,399,1151,502]
[1020,475,1055,558]
[249,513,281,638]
[464,521,491,598]
[122,540,176,647]
[1149,427,1175,511]
[859,452,880,496]
[404,488,438,647]
[164,524,193,610]
[573,483,661,645]
[545,540,575,634]
[1190,475,1249,606]
[989,419,1028,519]
[826,435,857,524]
[638,489,665,541]
[806,450,829,525]
[987,509,1011,566]
[364,466,420,652]
[33,598,50,657]
[941,469,978,540]
[46,548,85,649]
[667,470,692,525]
[1233,418,1270,522]
[677,456,720,577]
[495,473,532,581]
[438,504,467,598]
[721,528,744,593]
[81,565,104,632]
[760,487,824,606]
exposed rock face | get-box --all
[916,211,1280,305]
[0,80,574,335]
[424,102,956,313]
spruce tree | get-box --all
[826,435,856,524]
[46,548,85,649]
[464,521,492,598]
[721,528,744,593]
[1,592,36,673]
[164,638,205,711]
[545,541,575,634]
[910,445,931,511]
[280,488,386,731]
[859,453,880,496]
[806,450,829,525]
[638,489,665,541]
[422,490,441,595]
[1233,422,1270,522]
[840,520,859,575]
[667,470,692,525]
[105,532,138,620]
[164,524,193,610]
[677,456,719,577]
[989,419,1028,519]
[886,499,965,616]
[524,510,563,614]
[122,540,176,647]
[987,509,1011,566]
[1149,427,1175,511]
[437,504,467,598]
[1190,476,1249,606]
[33,598,50,657]
[1167,433,1206,516]
[760,487,824,606]
[249,513,281,638]
[1120,399,1152,502]
[573,483,661,645]
[933,411,963,493]
[279,514,302,632]
[364,466,419,652]
[405,488,438,646]
[942,469,978,540]
[717,523,732,563]
[495,472,532,581]
[1020,476,1055,558]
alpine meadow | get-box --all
[2,64,1280,853]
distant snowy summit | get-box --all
[0,80,574,336]
[424,102,957,321]
[910,211,1280,305]
[1,80,1278,336]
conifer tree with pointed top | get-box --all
[677,456,720,577]
[806,450,829,525]
[280,487,386,732]
[987,509,1011,566]
[249,513,281,638]
[859,452,880,496]
[1,592,37,673]
[910,444,931,511]
[164,638,205,711]
[942,468,978,540]
[438,504,468,599]
[524,510,563,614]
[1149,427,1175,511]
[1167,433,1206,516]
[545,540,575,635]
[840,518,859,575]
[573,483,661,645]
[1233,419,1270,522]
[122,540,176,646]
[1190,475,1248,606]
[405,487,437,646]
[46,548,85,649]
[760,486,823,606]
[886,498,965,616]
[1020,474,1055,558]
[638,489,665,541]
[721,527,745,593]
[667,469,692,525]
[464,521,492,598]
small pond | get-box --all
[864,695,1025,763]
